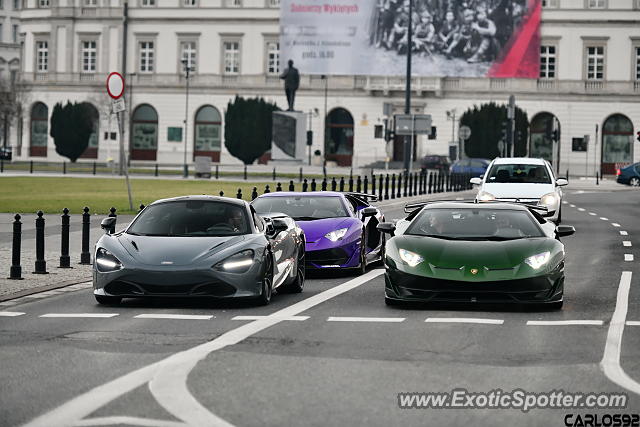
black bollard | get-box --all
[299,167,303,183]
[276,182,282,191]
[289,180,295,191]
[9,214,22,279]
[391,174,396,199]
[348,176,354,192]
[322,178,327,191]
[93,162,97,175]
[219,190,224,197]
[108,207,117,234]
[63,162,66,175]
[34,211,47,274]
[356,176,362,193]
[331,177,337,191]
[237,188,242,199]
[30,160,33,174]
[264,184,270,193]
[402,173,407,198]
[139,204,146,213]
[408,173,413,197]
[384,174,389,200]
[363,176,368,194]
[302,179,308,192]
[251,187,258,200]
[59,208,71,268]
[339,177,345,192]
[80,207,91,265]
[370,174,375,195]
[311,178,317,191]
[397,173,402,198]
[272,167,276,181]
[428,172,433,194]
[215,165,219,179]
[244,165,248,180]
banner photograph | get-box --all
[280,0,541,78]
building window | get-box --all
[84,0,97,5]
[0,24,3,43]
[30,102,49,157]
[227,0,241,6]
[183,0,197,5]
[12,24,18,43]
[266,41,279,75]
[82,41,97,72]
[140,0,155,6]
[13,0,19,10]
[268,0,280,6]
[539,45,556,79]
[0,1,3,9]
[585,46,604,80]
[635,47,640,81]
[139,41,154,73]
[38,0,49,7]
[36,41,48,72]
[180,41,197,73]
[542,0,558,7]
[587,0,606,8]
[223,41,240,75]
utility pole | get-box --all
[403,0,413,174]
[119,1,128,176]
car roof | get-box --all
[256,191,345,198]
[491,157,546,165]
[151,195,248,207]
[422,201,531,211]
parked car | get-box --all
[450,158,491,177]
[93,196,306,306]
[616,163,640,187]
[470,157,567,224]
[420,155,451,172]
[0,147,12,161]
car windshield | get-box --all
[127,200,250,237]
[252,196,349,220]
[406,208,545,240]
[486,163,552,184]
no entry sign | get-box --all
[106,72,125,99]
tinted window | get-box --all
[486,163,551,184]
[252,196,349,220]
[470,160,486,168]
[406,208,544,240]
[127,201,250,236]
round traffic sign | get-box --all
[106,72,125,99]
[459,125,471,140]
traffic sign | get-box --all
[111,98,126,113]
[459,125,471,140]
[107,72,125,99]
[394,114,432,136]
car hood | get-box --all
[296,217,357,242]
[115,234,246,266]
[482,183,554,199]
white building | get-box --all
[0,0,21,150]
[13,0,640,175]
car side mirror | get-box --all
[361,207,377,218]
[542,210,556,217]
[470,177,482,185]
[271,218,288,234]
[101,217,116,234]
[556,225,575,237]
[377,223,396,235]
[556,178,568,187]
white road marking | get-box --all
[626,321,640,326]
[589,212,597,216]
[625,254,634,262]
[601,272,640,395]
[232,315,308,321]
[620,231,629,236]
[623,241,632,247]
[24,269,385,427]
[526,320,603,326]
[134,314,214,321]
[562,201,568,205]
[578,208,585,212]
[600,217,609,221]
[612,223,621,227]
[40,313,119,318]
[0,301,18,306]
[327,316,405,323]
[0,311,25,317]
[425,318,504,325]
[74,416,187,426]
[569,204,576,208]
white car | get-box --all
[470,157,568,223]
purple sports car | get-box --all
[252,192,385,273]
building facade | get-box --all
[14,0,640,175]
[0,0,21,150]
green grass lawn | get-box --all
[0,176,281,215]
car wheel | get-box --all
[630,177,640,187]
[256,255,274,306]
[283,244,305,294]
[95,295,122,305]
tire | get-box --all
[95,294,122,305]
[630,177,640,187]
[256,255,274,306]
[282,243,305,294]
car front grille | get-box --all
[105,280,236,297]
[306,248,351,266]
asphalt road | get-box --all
[1,187,639,427]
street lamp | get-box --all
[446,108,458,160]
[403,0,414,174]
[321,75,328,161]
[307,108,319,166]
[181,59,194,178]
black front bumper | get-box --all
[385,267,564,304]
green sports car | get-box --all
[377,201,575,309]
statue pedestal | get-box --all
[271,111,306,164]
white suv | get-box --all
[470,157,568,223]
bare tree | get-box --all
[0,75,31,153]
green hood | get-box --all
[389,235,562,282]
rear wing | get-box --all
[403,199,549,215]
[345,192,379,202]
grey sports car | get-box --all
[93,196,305,306]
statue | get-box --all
[280,59,300,111]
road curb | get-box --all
[0,277,92,302]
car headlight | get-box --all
[214,249,255,273]
[539,192,559,210]
[95,248,122,272]
[325,228,348,242]
[524,251,550,270]
[399,248,424,267]
[477,190,496,202]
